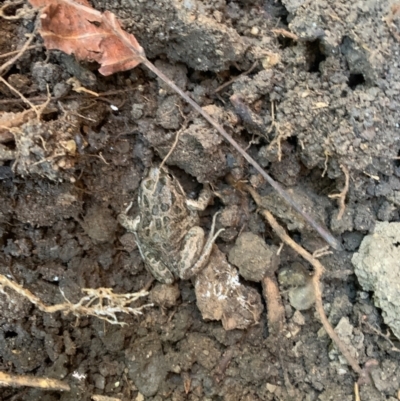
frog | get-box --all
[118,166,224,284]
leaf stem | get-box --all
[143,59,341,250]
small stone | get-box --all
[278,263,309,287]
[150,283,180,308]
[250,26,259,36]
[93,373,105,390]
[266,383,277,393]
[288,282,316,311]
[292,310,305,325]
[228,232,279,282]
[352,222,400,340]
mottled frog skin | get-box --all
[118,167,222,284]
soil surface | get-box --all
[1,0,400,400]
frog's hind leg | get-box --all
[143,251,175,284]
[178,212,225,280]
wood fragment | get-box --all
[0,371,70,391]
[92,395,121,401]
[328,164,350,220]
[271,28,299,41]
[262,275,286,335]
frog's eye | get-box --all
[173,206,183,215]
[144,179,155,191]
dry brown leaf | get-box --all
[28,0,145,75]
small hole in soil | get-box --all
[348,73,365,90]
[4,331,18,338]
[393,241,400,247]
[306,40,326,73]
[287,135,298,150]
[41,110,59,121]
[2,3,23,17]
[276,36,296,49]
[395,150,400,168]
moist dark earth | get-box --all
[1,0,400,400]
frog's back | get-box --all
[138,167,198,252]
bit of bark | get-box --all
[262,275,286,335]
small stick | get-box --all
[0,76,40,118]
[213,61,258,94]
[0,44,42,59]
[0,371,70,391]
[159,116,189,169]
[271,28,299,41]
[328,164,350,220]
[0,33,36,76]
[245,184,362,375]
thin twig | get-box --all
[213,61,258,94]
[328,164,350,220]
[271,28,299,41]
[362,320,400,353]
[0,44,42,59]
[0,33,36,76]
[0,76,40,118]
[245,184,362,375]
[159,117,189,169]
[0,371,70,391]
[0,87,140,105]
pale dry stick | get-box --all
[271,28,299,41]
[354,382,360,401]
[92,395,121,401]
[0,87,140,105]
[328,164,350,220]
[0,44,41,59]
[245,184,363,375]
[0,371,70,391]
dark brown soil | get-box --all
[1,0,400,400]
